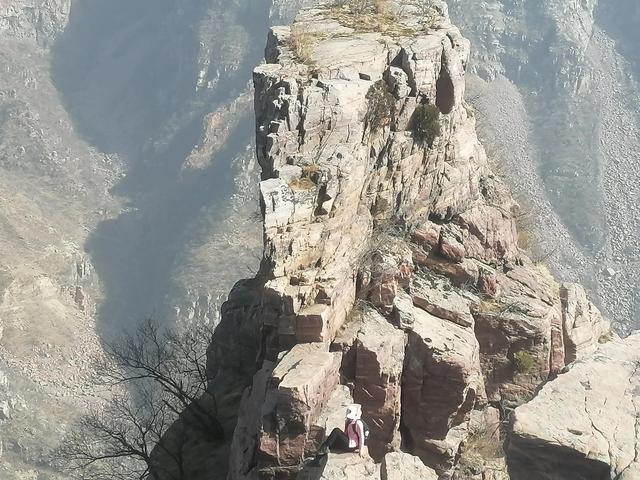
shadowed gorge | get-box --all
[51,0,269,334]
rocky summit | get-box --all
[196,1,622,480]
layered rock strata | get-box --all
[205,1,611,479]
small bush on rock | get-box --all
[511,350,535,374]
[456,423,504,478]
[411,103,441,147]
[366,80,396,132]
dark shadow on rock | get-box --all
[297,456,328,480]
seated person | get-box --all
[317,404,367,458]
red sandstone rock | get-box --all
[354,309,405,459]
[258,344,342,472]
[411,273,477,328]
[402,306,483,474]
[412,221,442,250]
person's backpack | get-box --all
[350,419,370,445]
[360,419,370,444]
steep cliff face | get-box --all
[204,2,610,479]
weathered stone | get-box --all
[296,453,380,480]
[460,204,516,262]
[354,309,405,459]
[402,306,483,474]
[258,344,342,470]
[412,221,441,250]
[381,451,438,480]
[439,226,466,263]
[411,272,477,328]
[392,291,415,331]
[509,333,640,480]
[228,363,275,480]
[367,239,414,314]
[473,299,554,403]
[560,283,610,364]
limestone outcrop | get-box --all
[509,333,639,480]
[203,2,614,480]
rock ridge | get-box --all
[200,2,612,479]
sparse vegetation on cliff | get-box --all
[289,164,321,191]
[365,80,396,132]
[329,0,442,34]
[290,26,322,65]
[411,103,441,147]
[58,319,222,479]
[456,423,505,478]
[329,0,400,34]
[511,350,536,374]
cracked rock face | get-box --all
[509,333,640,480]
[204,2,614,479]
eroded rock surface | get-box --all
[509,333,640,480]
[203,2,616,479]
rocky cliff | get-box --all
[446,0,640,335]
[0,0,70,45]
[202,2,611,479]
[509,332,639,480]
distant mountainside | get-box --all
[448,0,640,333]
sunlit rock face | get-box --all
[201,2,612,480]
[509,333,640,480]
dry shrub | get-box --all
[329,0,404,34]
[457,423,504,477]
[289,177,316,191]
[365,80,396,132]
[290,27,321,65]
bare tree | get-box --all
[58,318,222,479]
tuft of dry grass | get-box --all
[329,0,443,35]
[289,177,316,191]
[328,0,408,35]
[289,27,324,65]
[457,424,504,477]
[598,330,615,344]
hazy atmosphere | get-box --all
[0,0,638,479]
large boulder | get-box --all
[296,453,380,480]
[401,302,483,474]
[354,309,405,459]
[509,333,640,480]
[258,344,342,475]
[560,283,611,363]
[381,451,438,480]
[296,451,438,480]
